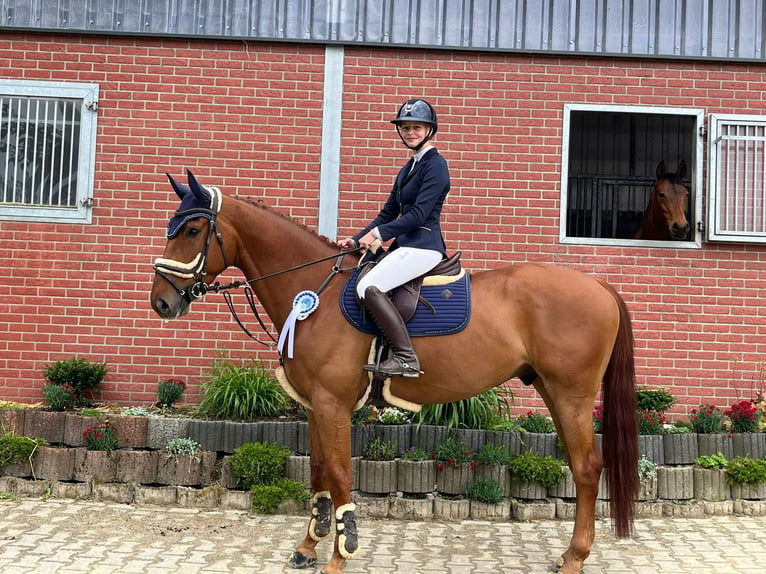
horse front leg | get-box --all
[289,411,332,569]
[289,405,358,574]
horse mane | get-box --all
[232,195,342,250]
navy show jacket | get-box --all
[353,147,450,257]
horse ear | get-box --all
[186,169,211,202]
[655,161,666,180]
[166,173,189,200]
[677,160,687,179]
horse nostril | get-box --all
[153,297,170,315]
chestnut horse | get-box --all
[150,171,639,574]
[633,160,690,240]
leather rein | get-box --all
[153,208,363,347]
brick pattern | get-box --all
[1,33,765,418]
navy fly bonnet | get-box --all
[166,170,223,238]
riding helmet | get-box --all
[391,98,438,150]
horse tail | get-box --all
[599,280,638,538]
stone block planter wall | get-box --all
[3,416,766,521]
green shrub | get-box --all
[412,387,514,430]
[229,442,292,489]
[362,436,396,461]
[636,387,676,412]
[196,358,293,420]
[43,383,76,411]
[400,446,430,461]
[508,451,565,488]
[157,378,186,408]
[725,457,766,485]
[0,433,47,468]
[43,358,107,405]
[466,477,504,504]
[694,452,728,470]
[517,411,556,433]
[251,478,309,513]
[667,420,693,434]
[473,443,511,466]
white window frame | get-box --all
[707,113,766,243]
[560,103,704,249]
[0,79,98,224]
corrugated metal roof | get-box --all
[1,0,763,62]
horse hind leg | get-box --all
[536,386,602,574]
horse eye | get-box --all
[185,227,200,238]
[658,192,666,198]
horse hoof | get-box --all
[287,551,316,569]
[556,554,566,569]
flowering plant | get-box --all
[157,378,186,408]
[433,438,474,471]
[725,400,761,433]
[82,421,119,451]
[378,407,410,425]
[689,405,724,434]
[592,404,604,433]
[637,409,665,435]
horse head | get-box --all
[150,171,233,320]
[635,160,690,241]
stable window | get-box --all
[707,114,766,243]
[560,104,703,248]
[0,80,98,224]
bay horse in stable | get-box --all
[150,171,639,574]
[633,160,691,240]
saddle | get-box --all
[355,251,463,322]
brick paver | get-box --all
[0,498,763,573]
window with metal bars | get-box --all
[560,104,703,248]
[0,80,98,224]
[707,114,766,243]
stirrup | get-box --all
[363,357,423,378]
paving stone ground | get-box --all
[0,498,763,573]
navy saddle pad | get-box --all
[339,268,471,337]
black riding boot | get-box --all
[361,286,422,378]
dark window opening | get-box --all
[565,110,696,242]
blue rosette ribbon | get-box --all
[277,290,320,358]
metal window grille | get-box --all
[0,80,98,224]
[708,114,766,242]
[1,96,80,207]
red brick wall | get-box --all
[1,32,765,420]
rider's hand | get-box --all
[338,238,357,250]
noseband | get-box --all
[153,206,229,304]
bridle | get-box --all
[153,202,363,346]
[153,206,229,305]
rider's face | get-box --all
[397,122,429,149]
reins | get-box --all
[204,247,364,348]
